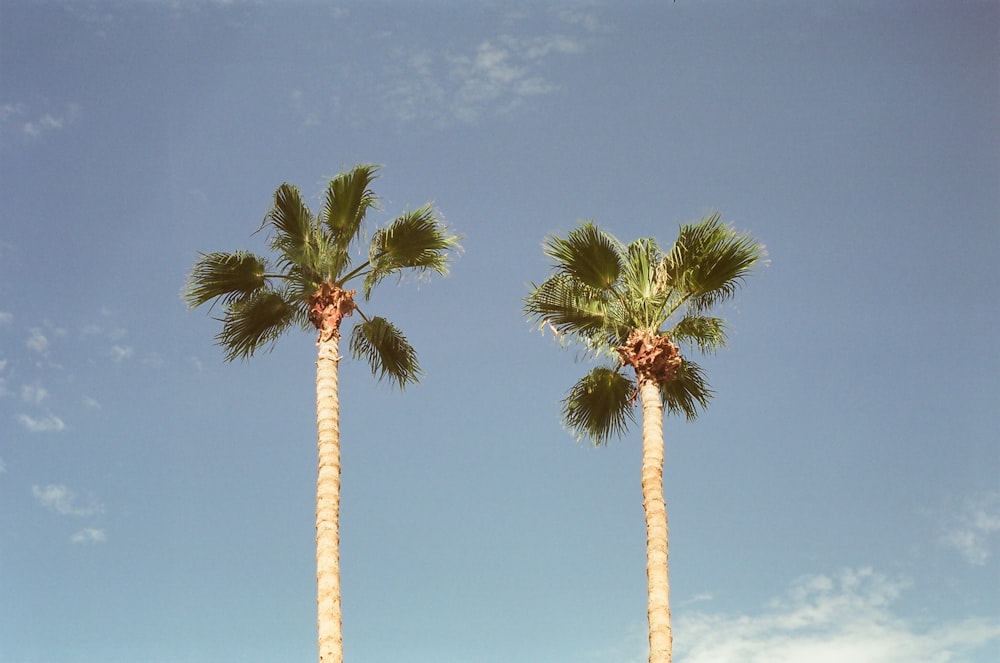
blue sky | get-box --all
[1,1,998,662]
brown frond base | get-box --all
[617,329,682,386]
[309,284,356,342]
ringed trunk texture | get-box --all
[639,379,672,663]
[316,334,343,663]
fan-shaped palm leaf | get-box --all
[668,213,764,312]
[184,251,268,308]
[267,184,318,271]
[321,164,380,253]
[669,315,727,354]
[619,237,674,330]
[659,359,713,421]
[348,316,422,388]
[543,221,623,290]
[362,206,460,297]
[217,289,297,361]
[524,272,615,342]
[562,366,637,445]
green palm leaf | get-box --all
[217,289,297,361]
[667,212,764,312]
[321,164,380,253]
[659,359,713,421]
[362,206,461,297]
[562,366,637,445]
[619,237,674,329]
[267,184,317,269]
[669,315,727,354]
[543,221,622,290]
[349,316,422,388]
[184,251,268,308]
[524,272,615,342]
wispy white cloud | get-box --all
[674,568,1000,663]
[23,114,65,137]
[20,382,49,405]
[21,103,81,139]
[18,412,66,433]
[26,328,49,354]
[32,484,103,516]
[0,310,12,327]
[681,592,714,606]
[381,31,586,126]
[110,344,133,363]
[556,6,611,34]
[940,492,1000,566]
[71,528,107,545]
[0,456,6,474]
[82,395,102,410]
[1,103,24,120]
[1,102,81,144]
[599,568,1000,663]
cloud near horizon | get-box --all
[674,568,1000,663]
[601,567,1000,663]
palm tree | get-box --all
[184,164,460,663]
[524,214,763,663]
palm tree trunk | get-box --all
[639,380,672,663]
[315,334,343,663]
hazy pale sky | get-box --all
[1,2,998,662]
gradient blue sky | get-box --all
[1,2,998,662]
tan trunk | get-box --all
[639,379,672,663]
[316,334,343,663]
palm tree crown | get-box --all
[184,164,461,384]
[524,213,764,442]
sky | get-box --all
[0,1,998,662]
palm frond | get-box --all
[543,221,623,290]
[216,289,297,361]
[667,213,764,312]
[668,315,727,354]
[660,359,713,421]
[266,184,318,269]
[562,366,637,445]
[184,251,269,309]
[361,206,461,297]
[348,316,422,389]
[619,237,675,329]
[524,272,618,343]
[320,164,381,253]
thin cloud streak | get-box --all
[71,528,107,545]
[32,484,103,516]
[18,412,66,433]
